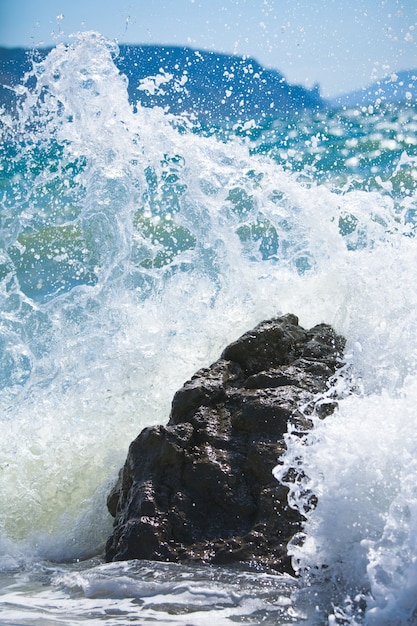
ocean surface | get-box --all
[1,32,417,625]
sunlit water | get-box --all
[1,32,417,625]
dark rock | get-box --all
[105,313,345,572]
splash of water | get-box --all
[275,146,417,622]
[1,32,417,625]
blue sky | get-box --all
[0,0,416,97]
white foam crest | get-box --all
[276,372,417,624]
[272,152,417,622]
[17,33,130,152]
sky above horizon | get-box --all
[0,0,416,98]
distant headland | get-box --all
[1,43,415,122]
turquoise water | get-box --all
[1,32,417,625]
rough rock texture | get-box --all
[106,313,345,572]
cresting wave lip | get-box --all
[0,31,417,626]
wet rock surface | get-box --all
[105,313,345,572]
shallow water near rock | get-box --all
[1,559,308,625]
[1,32,417,625]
